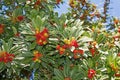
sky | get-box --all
[54,0,120,18]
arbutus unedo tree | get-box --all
[0,0,120,80]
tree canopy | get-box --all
[0,0,120,80]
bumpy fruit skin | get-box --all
[89,48,95,57]
[115,73,120,77]
[70,39,79,48]
[17,15,24,22]
[73,49,84,59]
[64,77,71,80]
[64,37,79,48]
[113,36,120,39]
[118,53,120,57]
[35,0,41,5]
[32,51,42,62]
[0,24,4,34]
[0,51,15,63]
[114,19,119,24]
[56,45,66,55]
[118,28,120,33]
[35,28,49,46]
[87,69,96,79]
[110,63,118,72]
[14,32,20,37]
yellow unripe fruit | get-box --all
[43,41,47,45]
[64,38,68,43]
[44,33,48,37]
[60,47,65,52]
[67,40,71,45]
[71,37,75,40]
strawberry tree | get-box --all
[0,0,120,80]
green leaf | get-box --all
[97,34,106,44]
[26,36,36,41]
[92,31,98,40]
[88,58,94,68]
[30,63,35,69]
[32,16,44,30]
[72,73,82,80]
[13,8,23,16]
[2,40,8,52]
[79,36,93,42]
[17,0,26,3]
[10,45,22,54]
[29,42,36,50]
[8,38,13,52]
[54,69,64,80]
[12,26,17,34]
[47,58,55,64]
[70,66,78,78]
[0,62,5,70]
[82,31,90,37]
[63,64,70,77]
[6,62,11,68]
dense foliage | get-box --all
[0,0,120,80]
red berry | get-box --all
[88,69,96,79]
[73,49,84,59]
[64,77,71,80]
[35,0,41,5]
[89,48,95,57]
[113,36,120,39]
[78,49,84,55]
[59,51,64,55]
[0,24,4,34]
[0,51,15,63]
[56,45,65,55]
[35,28,49,46]
[114,19,119,24]
[117,53,120,57]
[118,28,120,33]
[115,73,120,77]
[70,40,79,48]
[56,45,60,50]
[63,23,67,28]
[73,49,78,54]
[15,32,20,37]
[73,54,79,59]
[17,15,24,22]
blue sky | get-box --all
[54,0,120,18]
